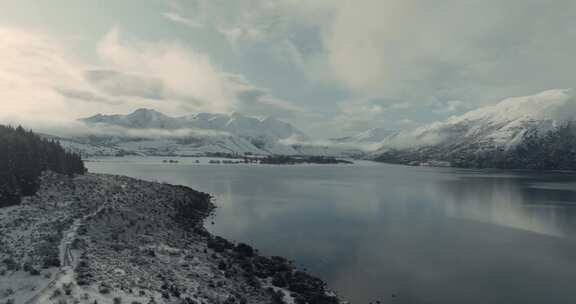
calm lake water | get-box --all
[87,157,576,304]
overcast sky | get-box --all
[0,0,575,137]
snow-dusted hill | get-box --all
[375,89,576,169]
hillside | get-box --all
[374,89,576,170]
[0,125,341,304]
[0,173,340,304]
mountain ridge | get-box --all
[374,89,576,170]
[65,109,363,157]
[81,108,308,141]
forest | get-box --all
[0,125,86,207]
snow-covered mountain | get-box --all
[375,89,576,169]
[333,128,399,144]
[81,109,308,141]
[82,108,179,129]
[65,109,356,157]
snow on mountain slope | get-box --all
[82,108,180,129]
[72,109,341,157]
[113,133,265,156]
[333,128,399,144]
[83,109,308,141]
[380,89,576,149]
[375,89,576,168]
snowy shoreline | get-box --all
[0,172,340,304]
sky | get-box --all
[0,0,575,138]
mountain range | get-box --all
[81,109,308,141]
[54,88,576,170]
[59,109,363,157]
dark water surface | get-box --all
[87,157,576,304]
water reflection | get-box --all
[87,159,576,304]
[435,172,576,237]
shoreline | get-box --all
[0,172,341,304]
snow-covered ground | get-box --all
[0,172,341,304]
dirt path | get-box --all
[23,201,110,304]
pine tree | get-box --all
[0,125,86,206]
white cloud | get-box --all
[217,25,266,45]
[223,73,305,116]
[5,0,576,137]
[307,99,387,134]
[163,12,204,28]
[96,27,304,117]
[178,0,576,108]
[390,102,411,110]
[339,99,385,119]
[394,119,420,130]
[97,27,235,113]
[0,25,304,132]
[431,100,469,115]
[329,98,416,133]
[0,27,111,126]
[283,0,507,98]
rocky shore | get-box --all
[0,173,340,304]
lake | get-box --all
[87,157,576,304]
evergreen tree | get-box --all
[0,125,86,207]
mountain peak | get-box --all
[78,109,308,140]
[377,88,576,152]
[129,108,165,116]
[229,111,246,119]
[260,116,279,123]
[375,89,576,170]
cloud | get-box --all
[0,27,112,126]
[218,25,266,45]
[175,0,576,108]
[278,136,379,152]
[97,27,235,113]
[84,69,165,100]
[339,99,385,120]
[55,88,123,105]
[394,119,420,130]
[0,24,303,133]
[163,12,204,28]
[39,119,236,141]
[95,27,304,116]
[0,26,209,129]
[6,0,576,138]
[430,100,469,115]
[224,73,305,117]
[326,98,416,133]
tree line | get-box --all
[0,125,86,207]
